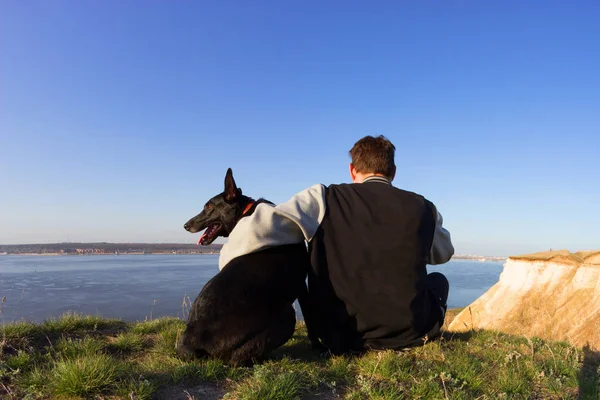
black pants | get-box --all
[427,272,449,312]
[424,272,449,339]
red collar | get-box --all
[242,201,255,216]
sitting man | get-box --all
[219,135,454,354]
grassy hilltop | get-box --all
[1,310,598,399]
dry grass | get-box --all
[511,250,600,266]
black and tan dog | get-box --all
[177,168,319,365]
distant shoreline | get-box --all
[0,253,506,260]
[0,242,223,257]
[0,252,219,256]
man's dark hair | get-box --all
[349,135,396,177]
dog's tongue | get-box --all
[197,232,207,245]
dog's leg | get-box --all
[228,305,296,366]
[297,282,326,351]
[176,326,209,361]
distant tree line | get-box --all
[0,242,223,255]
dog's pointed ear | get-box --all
[224,168,238,201]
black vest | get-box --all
[307,180,439,353]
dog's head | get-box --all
[183,168,248,245]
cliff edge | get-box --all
[448,250,600,349]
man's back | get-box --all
[308,177,441,353]
[216,135,453,354]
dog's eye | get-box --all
[205,204,213,210]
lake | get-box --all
[0,255,505,324]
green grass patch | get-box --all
[50,353,125,397]
[231,361,309,400]
[171,358,232,383]
[0,310,596,399]
[108,331,148,354]
[131,317,184,335]
[3,350,33,372]
[41,311,123,332]
[1,320,43,341]
[54,336,105,358]
[16,366,48,397]
[114,377,156,400]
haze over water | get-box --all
[0,255,504,324]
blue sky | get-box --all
[1,1,599,256]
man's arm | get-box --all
[427,202,454,265]
[273,184,328,241]
[218,184,327,270]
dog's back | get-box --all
[177,243,309,364]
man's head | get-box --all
[349,135,396,183]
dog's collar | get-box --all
[241,201,255,216]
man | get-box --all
[219,135,453,354]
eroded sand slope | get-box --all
[448,250,600,348]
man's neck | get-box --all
[355,173,391,184]
[362,175,391,184]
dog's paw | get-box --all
[311,341,327,352]
[319,349,333,358]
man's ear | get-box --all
[349,163,358,183]
[224,168,238,201]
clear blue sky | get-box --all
[1,1,599,256]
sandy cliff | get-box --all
[448,250,600,348]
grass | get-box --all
[0,311,599,399]
[51,354,124,397]
[108,332,148,354]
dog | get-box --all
[177,168,320,365]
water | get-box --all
[0,255,505,324]
[428,260,505,308]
